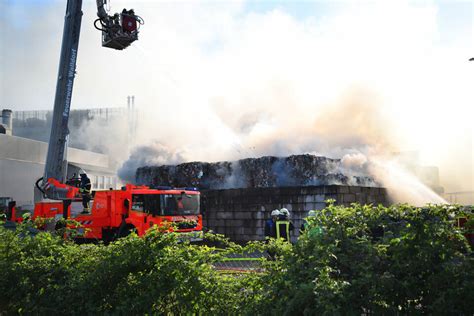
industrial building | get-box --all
[0,109,118,206]
[10,105,136,149]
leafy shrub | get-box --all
[1,204,472,315]
[257,203,474,315]
[0,226,259,315]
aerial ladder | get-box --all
[10,1,202,242]
[35,0,143,215]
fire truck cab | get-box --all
[34,185,203,242]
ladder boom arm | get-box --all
[42,0,83,200]
[96,0,108,20]
[39,0,142,201]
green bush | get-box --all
[1,204,472,315]
[258,203,474,315]
[0,225,258,315]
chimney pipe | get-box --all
[1,109,12,132]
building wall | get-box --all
[11,107,133,151]
[0,134,116,205]
[0,159,44,206]
[0,134,109,167]
[202,185,388,243]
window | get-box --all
[131,195,144,212]
[0,197,9,208]
[130,194,200,216]
[163,194,200,215]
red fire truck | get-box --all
[18,0,203,242]
[33,185,203,242]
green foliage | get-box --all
[0,226,264,315]
[1,204,473,315]
[258,203,474,315]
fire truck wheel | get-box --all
[101,228,117,244]
[118,224,136,238]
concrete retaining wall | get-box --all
[202,185,387,243]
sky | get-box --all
[0,0,473,199]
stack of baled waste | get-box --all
[135,154,377,190]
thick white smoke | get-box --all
[2,1,473,204]
[118,141,185,183]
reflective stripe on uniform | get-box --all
[275,220,290,240]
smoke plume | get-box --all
[118,141,185,183]
[2,1,472,204]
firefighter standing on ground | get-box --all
[300,210,316,233]
[300,209,323,238]
[275,208,294,242]
[79,173,92,214]
[265,209,280,239]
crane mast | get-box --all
[43,0,83,189]
[38,0,142,201]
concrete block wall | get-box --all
[201,185,388,243]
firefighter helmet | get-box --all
[271,209,280,217]
[280,208,290,218]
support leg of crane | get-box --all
[63,200,71,220]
